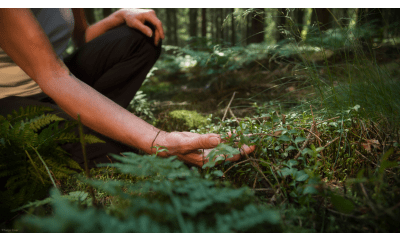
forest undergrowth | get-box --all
[1,21,400,232]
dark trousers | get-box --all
[0,25,162,168]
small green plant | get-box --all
[15,152,281,233]
[0,106,104,211]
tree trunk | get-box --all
[311,8,331,32]
[231,8,235,46]
[219,9,224,43]
[201,8,207,38]
[84,8,96,25]
[276,8,286,42]
[211,9,215,43]
[293,8,304,41]
[248,8,265,44]
[215,9,221,43]
[172,9,178,46]
[166,8,178,46]
[102,8,112,19]
[189,8,198,38]
[246,13,251,45]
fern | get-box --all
[0,105,104,210]
[17,153,282,232]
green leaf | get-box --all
[331,194,355,214]
[301,148,314,157]
[295,171,309,182]
[286,146,297,151]
[278,135,291,142]
[379,148,396,174]
[287,160,298,168]
[315,147,325,152]
[294,137,306,144]
[303,186,318,195]
[212,170,224,177]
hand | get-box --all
[154,131,256,167]
[119,8,165,46]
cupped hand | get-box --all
[154,131,256,167]
[119,8,165,45]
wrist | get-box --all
[151,130,170,156]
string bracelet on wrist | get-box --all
[151,130,162,154]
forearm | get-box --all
[40,70,160,154]
[84,10,125,43]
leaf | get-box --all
[379,148,396,174]
[287,160,298,168]
[278,135,291,142]
[303,186,318,195]
[212,170,224,177]
[294,136,306,144]
[301,148,314,157]
[295,171,309,182]
[278,167,293,177]
[315,147,325,152]
[286,146,297,151]
[330,194,354,214]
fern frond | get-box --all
[28,114,65,132]
[82,134,106,144]
[6,105,54,124]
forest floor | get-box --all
[3,42,400,233]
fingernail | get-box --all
[209,136,220,146]
[148,32,153,38]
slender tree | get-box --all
[276,8,287,42]
[249,8,265,44]
[201,8,207,38]
[231,8,235,46]
[189,8,198,38]
[84,8,96,25]
[103,8,112,18]
[311,8,331,32]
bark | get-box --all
[189,8,198,38]
[249,8,265,43]
[276,8,286,42]
[311,8,331,32]
[102,8,112,18]
[231,8,235,46]
[201,8,207,38]
[84,8,96,25]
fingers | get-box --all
[188,133,221,150]
[131,19,153,37]
[144,12,164,46]
[179,143,256,168]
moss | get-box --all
[168,110,210,130]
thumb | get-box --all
[190,134,221,150]
[132,19,153,37]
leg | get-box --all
[64,25,162,108]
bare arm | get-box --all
[0,8,162,154]
[0,9,254,167]
[71,8,164,47]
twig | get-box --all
[223,157,277,193]
[252,188,274,192]
[326,208,366,219]
[253,172,259,189]
[360,183,379,216]
[221,92,237,123]
[236,116,271,122]
[295,127,323,143]
[354,150,394,174]
[294,121,316,160]
[324,137,340,148]
[316,116,340,126]
[228,107,240,124]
